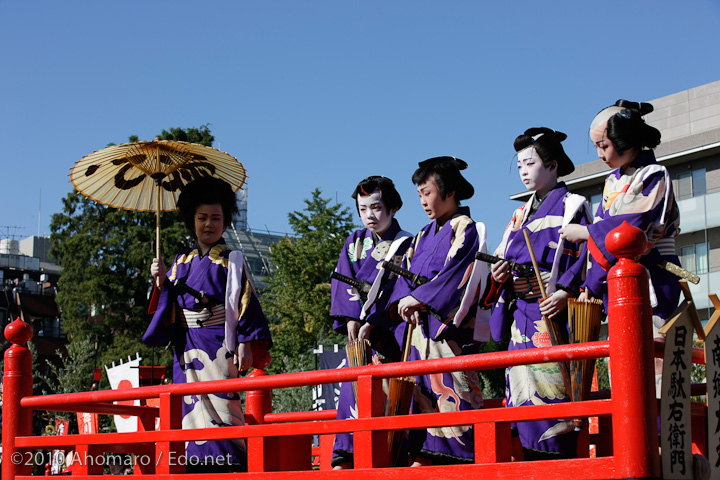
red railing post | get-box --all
[246,368,271,472]
[474,421,512,463]
[245,368,313,471]
[353,374,387,468]
[156,391,183,474]
[606,221,660,478]
[245,368,272,426]
[2,317,34,479]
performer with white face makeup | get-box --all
[357,189,394,238]
[330,176,412,469]
[485,128,591,460]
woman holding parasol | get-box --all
[143,176,272,472]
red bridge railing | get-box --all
[1,222,707,479]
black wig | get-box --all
[604,99,661,154]
[351,176,403,214]
[177,176,239,234]
[514,127,575,177]
[411,156,474,203]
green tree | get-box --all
[262,189,355,412]
[38,336,96,395]
[49,126,214,384]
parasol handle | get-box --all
[156,209,161,260]
[155,210,161,287]
[155,145,162,287]
[522,229,547,299]
[401,322,415,363]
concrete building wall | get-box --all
[19,235,53,263]
[645,80,720,142]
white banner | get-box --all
[105,353,142,433]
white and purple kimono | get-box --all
[487,183,591,457]
[584,150,681,324]
[385,206,486,464]
[330,219,412,466]
[143,239,272,467]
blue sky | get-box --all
[1,1,718,250]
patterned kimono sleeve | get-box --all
[330,233,364,334]
[410,218,480,321]
[234,267,272,347]
[556,205,592,294]
[584,167,669,296]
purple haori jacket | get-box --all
[488,183,591,342]
[385,206,488,463]
[584,150,681,321]
[330,219,412,339]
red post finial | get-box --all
[4,317,33,345]
[605,220,647,260]
[3,317,34,478]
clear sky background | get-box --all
[1,1,719,251]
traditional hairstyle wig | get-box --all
[591,99,661,155]
[411,156,474,203]
[351,176,403,213]
[514,127,575,177]
[177,176,239,234]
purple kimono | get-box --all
[143,239,271,467]
[585,150,681,323]
[488,183,591,457]
[330,219,412,466]
[385,206,485,464]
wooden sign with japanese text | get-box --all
[661,304,693,479]
[704,294,720,477]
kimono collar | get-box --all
[193,237,227,258]
[377,218,402,241]
[455,205,471,218]
[431,205,470,233]
[527,182,566,223]
[611,149,657,179]
[629,149,657,169]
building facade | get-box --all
[223,225,284,292]
[1,236,67,378]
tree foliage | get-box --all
[48,126,214,386]
[261,189,355,411]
